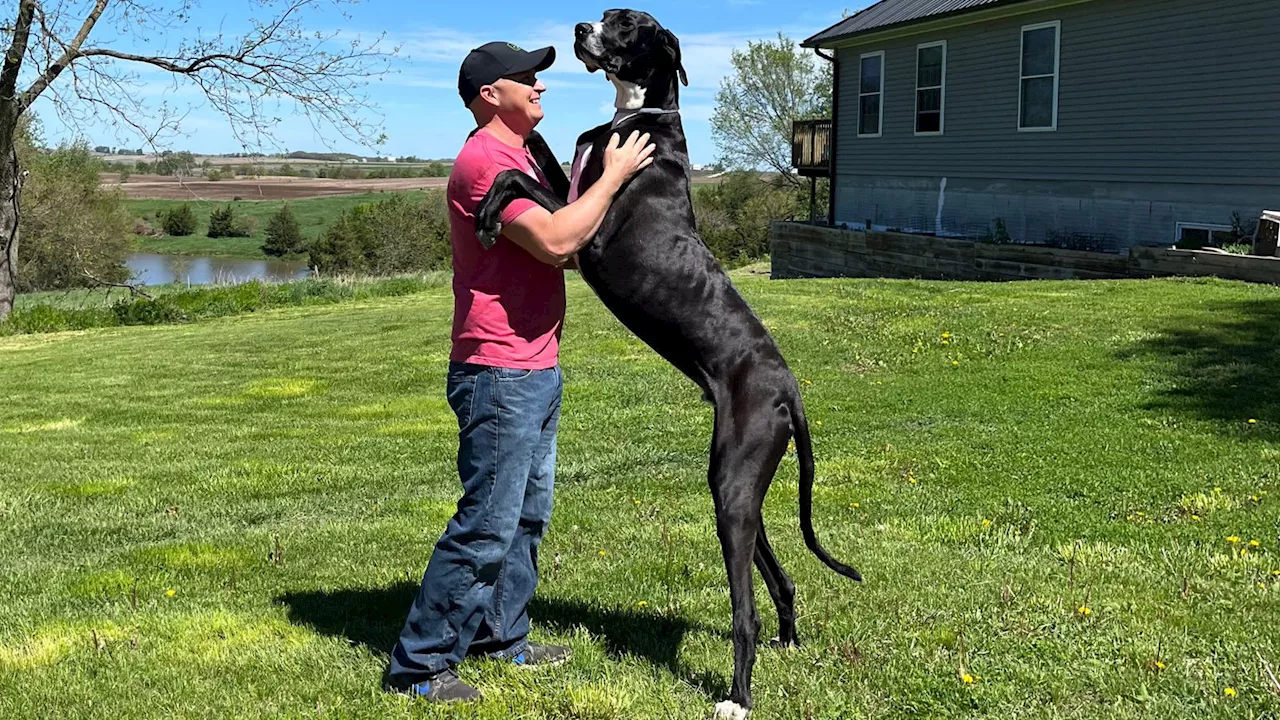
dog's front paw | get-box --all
[476,219,502,250]
[713,700,750,720]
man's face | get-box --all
[484,70,546,129]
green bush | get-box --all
[263,204,305,257]
[15,126,133,292]
[692,172,800,267]
[207,204,251,238]
[161,204,197,236]
[308,191,450,274]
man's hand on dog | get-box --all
[601,130,655,189]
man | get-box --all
[384,41,654,703]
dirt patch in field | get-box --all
[106,170,728,201]
[104,175,449,200]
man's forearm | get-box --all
[540,175,622,257]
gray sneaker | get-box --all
[398,668,482,702]
[511,643,572,668]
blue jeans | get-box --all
[387,362,563,682]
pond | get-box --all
[125,253,312,286]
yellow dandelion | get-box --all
[634,499,641,505]
[1252,495,1262,503]
[1240,548,1249,558]
[1259,583,1267,590]
[1248,419,1258,425]
[815,420,823,427]
[1076,605,1092,617]
[598,550,607,557]
[1224,687,1237,697]
[941,332,953,340]
[801,378,813,386]
[165,589,176,598]
[1272,570,1280,577]
[952,360,959,367]
[1155,661,1166,670]
[1214,487,1223,494]
[851,502,861,509]
[1250,539,1261,548]
[907,475,918,485]
[960,673,975,684]
[637,600,648,608]
[1191,514,1202,522]
[1227,536,1241,544]
[982,519,992,528]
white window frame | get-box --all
[858,50,885,139]
[1175,222,1234,245]
[914,41,947,136]
[1018,20,1061,132]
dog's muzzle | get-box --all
[574,22,607,72]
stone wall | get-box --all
[771,222,1280,285]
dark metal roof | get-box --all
[803,0,1031,47]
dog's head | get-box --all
[575,9,687,106]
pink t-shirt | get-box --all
[447,128,565,370]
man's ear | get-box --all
[477,83,501,107]
[660,29,688,87]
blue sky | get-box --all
[32,1,861,166]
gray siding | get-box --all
[835,0,1280,185]
[829,0,1280,246]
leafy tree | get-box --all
[263,204,305,257]
[711,34,832,186]
[161,204,196,236]
[15,120,131,291]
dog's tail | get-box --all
[792,394,863,582]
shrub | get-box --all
[206,169,223,181]
[207,204,251,238]
[161,203,197,236]
[263,204,305,257]
[692,172,800,267]
[308,191,450,274]
[12,125,133,292]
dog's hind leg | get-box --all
[754,519,799,648]
[710,402,791,718]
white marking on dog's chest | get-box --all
[608,73,646,110]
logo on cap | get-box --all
[506,43,524,52]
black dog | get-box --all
[474,10,861,717]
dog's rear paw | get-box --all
[476,220,502,250]
[713,700,750,720]
[767,635,800,650]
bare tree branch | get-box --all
[19,0,109,110]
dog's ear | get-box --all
[660,28,688,87]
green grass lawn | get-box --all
[2,275,1279,719]
[127,192,426,259]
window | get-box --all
[1019,21,1060,131]
[915,41,946,135]
[858,51,884,137]
[1176,222,1234,248]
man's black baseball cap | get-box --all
[458,42,556,106]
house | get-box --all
[802,0,1280,250]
